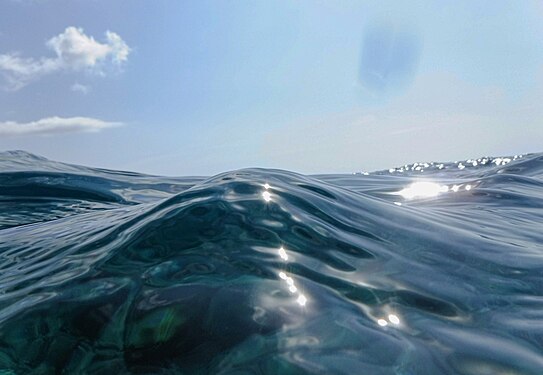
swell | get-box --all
[0,152,542,373]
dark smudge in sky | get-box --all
[359,21,422,97]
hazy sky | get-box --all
[1,1,542,175]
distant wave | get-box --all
[1,150,543,374]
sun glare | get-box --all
[398,181,448,199]
[262,191,272,202]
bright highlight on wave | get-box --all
[398,181,449,199]
[262,183,272,202]
[377,314,401,327]
[278,246,289,261]
[263,186,308,307]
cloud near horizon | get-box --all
[0,27,130,90]
[0,116,123,136]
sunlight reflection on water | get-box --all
[398,181,448,199]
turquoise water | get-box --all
[1,150,543,374]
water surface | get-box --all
[1,150,542,374]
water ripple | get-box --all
[1,151,542,374]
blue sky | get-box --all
[1,1,542,175]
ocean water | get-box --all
[1,150,543,374]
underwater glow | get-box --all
[398,181,448,199]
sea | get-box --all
[1,150,542,374]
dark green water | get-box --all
[1,151,543,374]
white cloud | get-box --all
[46,27,129,69]
[0,27,130,90]
[104,31,130,64]
[0,54,60,90]
[0,116,123,136]
[71,82,90,94]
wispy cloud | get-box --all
[0,116,123,136]
[71,82,90,94]
[0,27,130,90]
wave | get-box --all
[1,151,543,374]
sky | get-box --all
[1,1,542,176]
